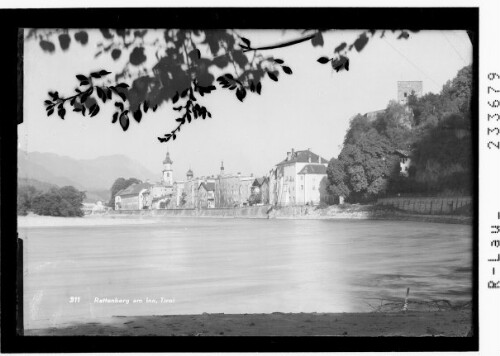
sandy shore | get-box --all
[24,310,472,336]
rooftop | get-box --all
[199,182,215,192]
[253,177,268,186]
[298,164,327,175]
[277,149,328,166]
[116,182,153,197]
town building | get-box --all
[198,181,216,208]
[250,177,270,205]
[114,151,175,211]
[114,182,153,210]
[215,162,254,207]
[174,169,197,208]
[269,148,331,206]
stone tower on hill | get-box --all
[398,81,423,104]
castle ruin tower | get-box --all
[397,81,423,105]
[162,151,173,186]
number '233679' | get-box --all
[488,73,500,150]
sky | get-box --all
[19,29,472,182]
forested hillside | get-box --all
[328,65,473,203]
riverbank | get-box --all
[25,309,472,336]
[269,204,472,224]
[17,203,472,228]
[110,204,472,224]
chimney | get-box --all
[291,148,295,156]
[287,151,291,161]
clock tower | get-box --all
[162,151,173,186]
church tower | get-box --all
[162,151,173,186]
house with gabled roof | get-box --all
[198,181,216,208]
[114,182,153,210]
[269,148,331,206]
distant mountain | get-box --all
[18,150,159,193]
[17,177,110,203]
[18,177,58,192]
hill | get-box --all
[18,150,158,197]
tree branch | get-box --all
[243,33,317,52]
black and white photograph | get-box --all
[1,4,493,354]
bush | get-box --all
[30,186,86,217]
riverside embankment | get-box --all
[107,204,472,225]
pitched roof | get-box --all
[116,182,153,197]
[298,164,327,175]
[253,177,268,186]
[199,182,215,192]
[276,150,328,166]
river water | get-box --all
[20,217,472,329]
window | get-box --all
[301,185,304,190]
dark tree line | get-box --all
[327,65,473,202]
[18,185,86,217]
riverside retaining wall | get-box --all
[112,205,272,219]
[377,196,472,215]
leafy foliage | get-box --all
[326,158,350,198]
[17,185,38,216]
[316,30,412,73]
[44,70,131,129]
[337,129,399,201]
[29,28,416,142]
[20,185,87,217]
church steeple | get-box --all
[162,151,173,186]
[163,151,173,165]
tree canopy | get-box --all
[328,64,473,202]
[18,185,86,217]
